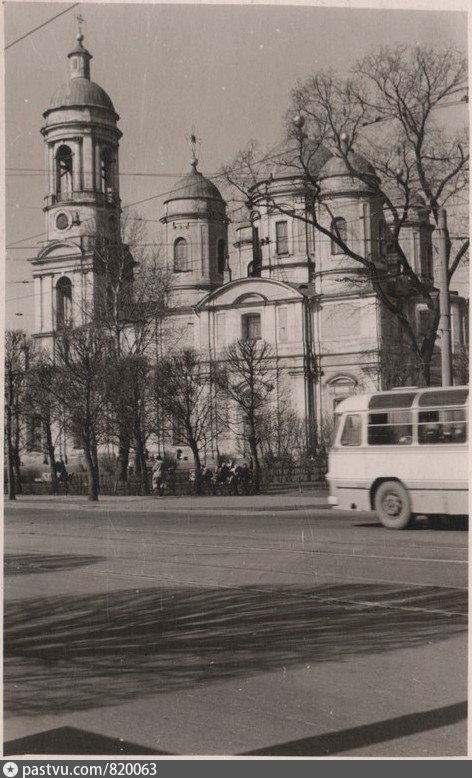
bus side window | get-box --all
[368,411,412,446]
[419,409,467,444]
[340,414,362,446]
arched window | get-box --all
[217,239,226,274]
[331,217,347,255]
[55,145,73,197]
[173,238,189,271]
[56,276,72,329]
[275,221,289,254]
[328,375,357,412]
[101,146,114,198]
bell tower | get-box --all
[161,152,229,308]
[29,26,124,346]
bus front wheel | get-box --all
[374,481,412,530]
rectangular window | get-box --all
[275,221,288,255]
[418,408,467,445]
[369,393,416,410]
[417,308,431,339]
[331,218,347,255]
[368,411,412,445]
[418,389,468,407]
[340,414,362,446]
[242,313,261,341]
[413,231,420,270]
[278,307,288,342]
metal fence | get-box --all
[5,464,327,498]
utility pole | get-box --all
[437,208,453,386]
[6,363,16,501]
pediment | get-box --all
[34,241,82,261]
[197,277,304,309]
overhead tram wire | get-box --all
[4,3,80,50]
[5,141,300,182]
[6,187,469,251]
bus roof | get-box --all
[335,386,468,413]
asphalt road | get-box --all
[3,497,468,758]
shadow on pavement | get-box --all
[4,703,467,757]
[4,583,467,717]
[242,701,468,756]
[4,726,172,756]
[353,517,468,531]
[4,554,107,576]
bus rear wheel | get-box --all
[374,481,412,530]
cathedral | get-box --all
[27,33,468,465]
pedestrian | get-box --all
[152,455,164,497]
[228,461,238,496]
[203,465,215,494]
[56,458,69,493]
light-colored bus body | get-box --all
[327,386,469,528]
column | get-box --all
[72,139,81,192]
[113,145,120,198]
[49,144,55,198]
[42,274,54,332]
[34,277,42,332]
[94,141,102,193]
[82,135,94,191]
[201,223,209,277]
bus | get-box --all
[327,385,469,529]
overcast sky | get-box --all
[4,1,468,329]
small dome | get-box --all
[410,191,427,207]
[268,144,333,181]
[47,78,116,114]
[166,165,223,203]
[254,143,333,184]
[318,150,377,180]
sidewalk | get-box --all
[4,489,331,513]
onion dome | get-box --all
[44,33,117,117]
[166,157,223,203]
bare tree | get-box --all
[453,344,469,385]
[48,325,111,501]
[213,339,277,493]
[84,210,172,483]
[4,331,29,499]
[24,350,62,494]
[154,349,215,493]
[222,44,468,385]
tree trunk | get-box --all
[189,440,203,495]
[249,431,261,494]
[43,416,59,494]
[13,411,22,494]
[134,424,150,495]
[6,378,16,501]
[115,427,130,483]
[84,433,99,501]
